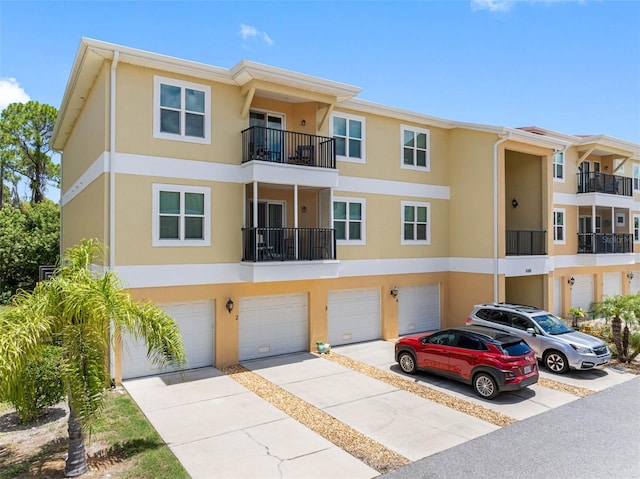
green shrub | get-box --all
[0,345,65,423]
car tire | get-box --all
[473,372,499,399]
[543,350,569,374]
[398,351,417,374]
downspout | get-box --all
[109,51,119,382]
[493,133,510,303]
[109,51,119,269]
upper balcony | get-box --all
[577,172,632,197]
[242,126,336,169]
[578,233,633,254]
[506,230,547,256]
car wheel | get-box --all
[544,350,569,374]
[473,373,498,399]
[398,351,416,374]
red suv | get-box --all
[394,325,538,399]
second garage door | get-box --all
[239,293,308,361]
[603,272,622,298]
[122,301,214,380]
[398,284,440,335]
[328,288,380,346]
[572,274,594,314]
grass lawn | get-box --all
[0,389,189,479]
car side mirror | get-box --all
[526,327,536,336]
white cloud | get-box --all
[471,0,580,12]
[0,78,30,111]
[239,24,273,46]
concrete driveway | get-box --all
[123,340,637,479]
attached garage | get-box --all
[398,284,440,335]
[603,272,622,298]
[239,293,308,361]
[631,272,640,294]
[122,301,214,380]
[328,288,380,346]
[571,274,594,315]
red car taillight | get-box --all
[465,317,472,325]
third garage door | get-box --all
[398,284,440,335]
[328,288,380,346]
[239,293,308,361]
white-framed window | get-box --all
[615,159,625,174]
[153,76,211,144]
[634,215,640,243]
[553,208,565,244]
[152,184,211,247]
[401,201,430,245]
[633,164,640,192]
[331,112,365,163]
[333,197,365,245]
[400,124,430,171]
[553,151,564,181]
[616,213,626,227]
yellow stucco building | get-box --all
[52,38,640,384]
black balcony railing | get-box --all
[577,172,632,196]
[578,233,633,254]
[506,230,547,256]
[242,227,336,262]
[241,126,336,169]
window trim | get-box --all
[330,112,366,164]
[333,196,366,245]
[152,184,211,247]
[616,212,625,227]
[401,201,430,245]
[400,124,430,171]
[552,151,565,182]
[153,76,211,145]
[633,164,640,192]
[553,208,565,244]
[634,215,640,243]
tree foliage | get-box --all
[0,101,59,204]
[0,201,60,303]
[593,292,640,363]
[0,239,187,476]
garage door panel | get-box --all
[239,293,308,361]
[328,289,380,346]
[603,272,622,298]
[122,301,214,379]
[398,285,440,335]
[572,275,594,314]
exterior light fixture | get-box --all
[390,287,399,299]
[627,272,635,281]
[512,198,518,208]
[301,119,306,126]
[568,277,575,287]
[226,298,234,314]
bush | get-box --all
[0,345,65,423]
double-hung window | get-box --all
[153,76,211,144]
[634,215,640,243]
[333,197,365,244]
[553,151,564,181]
[401,201,430,245]
[553,208,565,244]
[633,164,640,192]
[331,112,365,163]
[153,184,211,246]
[401,125,430,170]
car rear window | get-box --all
[501,341,531,356]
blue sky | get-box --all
[1,0,639,199]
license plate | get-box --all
[524,365,532,374]
[598,358,610,365]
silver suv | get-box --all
[466,303,611,374]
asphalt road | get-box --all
[381,375,640,479]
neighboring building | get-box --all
[52,38,640,383]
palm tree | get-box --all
[0,239,186,477]
[593,293,639,362]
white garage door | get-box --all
[328,288,380,346]
[122,301,214,380]
[572,275,594,315]
[631,272,640,294]
[398,285,440,335]
[239,293,307,361]
[603,272,622,298]
[553,278,562,316]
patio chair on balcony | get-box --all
[288,145,314,166]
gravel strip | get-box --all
[320,352,517,427]
[220,364,410,474]
[537,377,595,397]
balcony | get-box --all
[242,227,336,262]
[506,230,547,256]
[578,233,633,254]
[577,172,632,196]
[241,126,335,169]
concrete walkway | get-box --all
[124,340,638,479]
